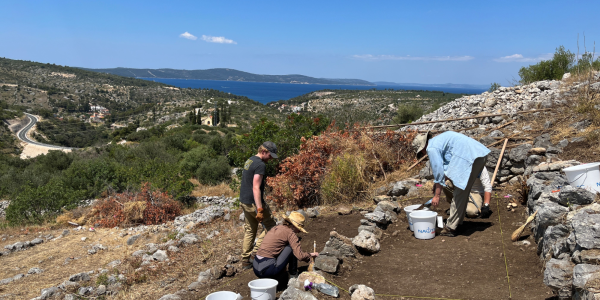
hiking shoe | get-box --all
[439,227,457,237]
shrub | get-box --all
[90,182,182,228]
[179,145,218,175]
[196,156,231,185]
[393,104,424,124]
[6,178,86,225]
[320,152,367,205]
[267,125,416,208]
[518,46,575,84]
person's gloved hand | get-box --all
[480,204,492,219]
[256,207,264,222]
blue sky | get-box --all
[1,0,598,85]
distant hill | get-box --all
[83,67,375,86]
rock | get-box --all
[197,269,212,283]
[479,135,496,146]
[352,230,380,254]
[364,210,392,225]
[127,234,141,245]
[544,121,553,129]
[280,286,318,300]
[377,201,400,213]
[541,225,570,259]
[534,133,553,148]
[580,249,600,265]
[64,295,75,300]
[297,271,326,285]
[239,212,245,221]
[486,147,508,169]
[28,267,43,274]
[572,137,586,143]
[387,181,410,196]
[314,255,339,273]
[563,73,571,80]
[373,195,392,204]
[337,207,352,215]
[489,130,504,138]
[325,231,356,258]
[529,148,546,155]
[132,250,145,257]
[306,207,320,218]
[358,225,383,239]
[296,209,307,219]
[547,146,562,154]
[158,294,182,300]
[210,266,226,279]
[58,280,79,291]
[573,264,600,289]
[153,250,168,262]
[168,246,179,252]
[96,285,106,295]
[40,287,60,299]
[533,201,568,242]
[62,229,70,237]
[544,258,574,291]
[69,272,91,282]
[107,260,121,268]
[180,234,199,244]
[188,281,203,291]
[572,212,600,249]
[571,120,591,131]
[78,286,92,295]
[509,144,533,163]
[351,285,375,300]
[558,186,596,206]
[30,238,43,245]
[492,116,504,124]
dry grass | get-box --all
[189,179,236,198]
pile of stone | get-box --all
[1,235,46,257]
[526,165,600,299]
[403,79,565,133]
[195,196,237,207]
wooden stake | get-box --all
[407,154,428,171]
[491,139,509,186]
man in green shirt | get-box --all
[240,141,278,269]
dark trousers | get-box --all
[253,245,298,278]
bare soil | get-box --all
[210,198,554,300]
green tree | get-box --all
[489,82,501,92]
[518,46,575,84]
[393,104,424,124]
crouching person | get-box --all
[253,212,319,279]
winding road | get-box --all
[17,113,75,150]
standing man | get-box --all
[240,142,278,269]
[412,131,490,237]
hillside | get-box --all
[83,67,375,86]
[269,88,468,126]
[0,58,285,148]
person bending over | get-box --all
[412,131,490,237]
[444,166,493,219]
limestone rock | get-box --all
[314,255,339,273]
[573,264,600,289]
[180,233,199,244]
[541,225,570,259]
[377,200,400,213]
[509,144,533,163]
[572,212,600,249]
[533,201,568,242]
[580,249,600,265]
[558,186,596,206]
[352,230,380,254]
[337,207,352,215]
[297,271,325,285]
[127,234,141,245]
[351,285,375,300]
[534,133,553,149]
[40,287,60,300]
[529,148,546,155]
[544,258,574,291]
[324,231,356,258]
[158,294,182,300]
[387,181,410,197]
[69,272,91,282]
[280,286,318,300]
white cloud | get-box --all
[493,53,553,62]
[201,35,237,44]
[351,54,474,61]
[179,32,197,40]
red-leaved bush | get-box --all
[267,124,416,208]
[91,182,182,228]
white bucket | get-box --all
[410,210,438,240]
[563,162,600,193]
[248,278,278,300]
[206,291,241,300]
[404,204,430,231]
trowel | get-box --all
[413,199,433,211]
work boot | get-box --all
[439,226,457,237]
[287,257,298,275]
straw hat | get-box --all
[411,131,431,154]
[282,211,308,233]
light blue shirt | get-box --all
[426,131,490,190]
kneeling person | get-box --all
[253,212,319,278]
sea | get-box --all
[140,78,487,105]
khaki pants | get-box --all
[241,202,276,260]
[444,182,483,218]
[443,156,487,230]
